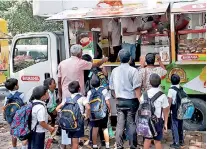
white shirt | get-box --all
[87,87,110,102]
[108,19,121,47]
[167,85,180,105]
[121,17,142,44]
[71,93,89,114]
[109,63,141,99]
[4,90,27,106]
[140,87,169,118]
[31,100,48,133]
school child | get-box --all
[43,78,58,127]
[28,85,55,149]
[3,78,28,149]
[168,74,184,148]
[56,81,90,149]
[87,76,111,149]
[139,73,169,149]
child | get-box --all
[56,81,90,149]
[28,85,55,149]
[3,78,28,149]
[140,73,169,149]
[43,78,58,127]
[87,76,111,149]
[168,74,184,149]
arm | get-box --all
[163,107,169,132]
[39,121,54,133]
[85,103,91,119]
[157,55,166,70]
[92,57,108,68]
[122,28,138,36]
[108,31,112,48]
[135,87,142,102]
[58,77,62,102]
[106,100,111,114]
[101,66,108,77]
[56,103,64,112]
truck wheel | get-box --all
[183,98,206,131]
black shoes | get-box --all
[170,143,180,149]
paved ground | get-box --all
[0,100,206,149]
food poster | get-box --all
[162,64,206,94]
[0,19,9,84]
[77,31,95,58]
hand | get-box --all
[156,55,161,62]
[140,56,145,67]
[163,125,168,133]
[49,126,55,134]
[102,57,108,63]
[110,47,114,54]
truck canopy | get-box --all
[171,0,206,13]
[46,1,169,21]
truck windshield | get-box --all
[13,37,48,72]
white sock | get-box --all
[22,145,27,149]
[106,142,110,148]
[93,144,98,148]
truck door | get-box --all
[10,32,58,101]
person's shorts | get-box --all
[145,118,164,141]
[90,115,108,128]
[67,123,84,138]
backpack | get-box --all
[10,101,44,141]
[89,87,107,121]
[3,92,24,124]
[58,94,84,131]
[136,91,164,138]
[85,68,109,93]
[171,86,195,120]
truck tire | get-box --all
[183,98,206,131]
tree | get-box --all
[0,0,63,36]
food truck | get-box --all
[9,0,206,130]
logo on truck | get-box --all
[21,76,40,81]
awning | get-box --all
[46,2,169,20]
[0,31,12,39]
[171,0,206,13]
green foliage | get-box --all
[0,0,63,36]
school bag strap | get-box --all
[6,91,23,103]
[151,91,164,118]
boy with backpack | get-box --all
[43,78,58,127]
[87,75,111,149]
[137,73,169,149]
[3,78,28,149]
[56,81,90,149]
[28,85,55,149]
[168,74,194,148]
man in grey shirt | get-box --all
[109,49,142,149]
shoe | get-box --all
[170,143,180,149]
[101,140,106,146]
[180,141,185,146]
[79,141,84,147]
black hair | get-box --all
[146,53,155,65]
[171,74,180,85]
[90,75,100,88]
[150,73,161,88]
[82,54,92,62]
[31,85,48,100]
[43,78,55,90]
[4,78,18,91]
[68,81,80,94]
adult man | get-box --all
[109,49,141,149]
[121,17,142,61]
[108,18,121,62]
[58,44,108,101]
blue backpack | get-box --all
[58,94,84,131]
[171,86,195,120]
[10,102,44,141]
[3,92,24,124]
[89,87,107,121]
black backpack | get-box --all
[58,94,84,131]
